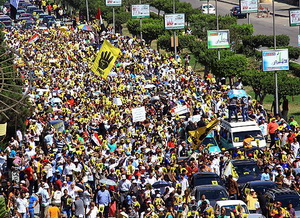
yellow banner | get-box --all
[188,119,219,150]
[0,123,7,136]
[91,40,120,79]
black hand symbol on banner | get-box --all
[98,51,113,71]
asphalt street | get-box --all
[180,0,300,47]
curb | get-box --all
[218,0,289,18]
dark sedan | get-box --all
[230,6,247,18]
[241,180,278,200]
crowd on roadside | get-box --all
[1,7,300,218]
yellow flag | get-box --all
[91,40,120,79]
[0,123,7,136]
[188,119,220,150]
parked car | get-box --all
[201,4,216,15]
[241,180,277,201]
[16,9,26,19]
[0,15,12,22]
[42,15,56,27]
[26,6,39,14]
[192,185,229,206]
[222,159,261,188]
[230,6,247,18]
[214,200,265,217]
[264,188,300,217]
[191,172,223,188]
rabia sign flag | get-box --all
[207,30,230,49]
[240,0,258,13]
[106,0,122,6]
[262,49,289,71]
[164,14,185,30]
[132,5,150,18]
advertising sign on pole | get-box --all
[106,0,122,6]
[289,9,300,26]
[132,5,150,18]
[240,0,258,13]
[207,30,230,49]
[262,49,289,71]
[298,35,300,46]
[164,13,185,30]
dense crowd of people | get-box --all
[1,4,300,218]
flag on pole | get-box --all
[28,33,39,44]
[95,7,106,32]
[10,0,19,20]
[188,119,220,150]
[91,40,120,79]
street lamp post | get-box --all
[216,0,220,60]
[173,0,177,59]
[140,0,143,41]
[273,0,278,115]
[86,0,89,22]
[207,0,210,15]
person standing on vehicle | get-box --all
[226,175,239,200]
[241,96,249,122]
[228,97,238,122]
[261,167,270,181]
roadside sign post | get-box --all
[106,0,122,34]
[164,13,185,59]
[240,0,258,25]
[131,3,150,42]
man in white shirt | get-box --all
[145,172,157,185]
[118,175,132,206]
[180,174,189,195]
[68,182,83,201]
[16,192,28,218]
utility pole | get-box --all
[272,0,278,115]
[173,0,177,59]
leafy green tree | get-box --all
[229,24,254,52]
[157,34,196,52]
[189,40,234,73]
[0,31,30,141]
[0,196,8,218]
[189,14,236,40]
[127,18,164,44]
[214,54,248,78]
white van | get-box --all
[220,119,266,149]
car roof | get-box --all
[230,159,256,165]
[247,180,276,185]
[215,200,246,207]
[265,188,300,196]
[194,185,226,191]
[193,172,219,177]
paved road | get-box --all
[181,0,300,46]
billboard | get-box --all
[132,5,150,18]
[106,0,122,6]
[164,13,185,30]
[289,9,300,26]
[262,49,289,71]
[240,0,258,13]
[207,30,230,49]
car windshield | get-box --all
[233,130,264,142]
[194,177,221,186]
[276,196,300,210]
[234,164,260,177]
[197,189,228,200]
[221,205,249,214]
[203,137,217,146]
[252,184,277,194]
[203,5,214,9]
